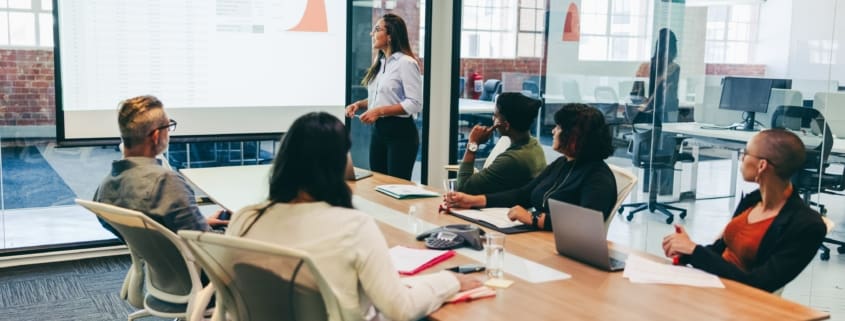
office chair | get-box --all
[522,80,540,99]
[607,164,637,231]
[179,230,344,321]
[814,92,845,138]
[617,124,692,224]
[479,79,501,101]
[770,105,845,260]
[75,199,212,321]
[445,136,512,172]
[561,79,582,102]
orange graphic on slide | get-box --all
[288,0,328,32]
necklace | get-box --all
[542,160,577,209]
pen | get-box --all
[672,226,682,265]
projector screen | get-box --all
[55,0,347,144]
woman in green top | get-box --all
[457,92,547,195]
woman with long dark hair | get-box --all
[345,13,422,180]
[227,112,479,321]
[636,28,680,124]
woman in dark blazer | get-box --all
[663,129,826,292]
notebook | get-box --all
[448,207,535,234]
[388,246,455,275]
[548,199,626,271]
[375,185,439,199]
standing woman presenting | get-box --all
[346,13,422,180]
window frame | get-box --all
[0,0,53,48]
[577,0,653,62]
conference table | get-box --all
[181,165,829,321]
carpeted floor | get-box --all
[1,146,77,209]
[0,255,171,321]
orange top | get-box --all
[721,186,793,271]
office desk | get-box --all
[662,122,845,198]
[181,167,829,321]
[459,98,495,114]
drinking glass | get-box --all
[485,232,506,279]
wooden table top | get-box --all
[182,166,829,321]
[350,173,829,321]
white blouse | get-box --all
[227,201,459,321]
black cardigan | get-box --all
[683,189,826,292]
[485,157,616,231]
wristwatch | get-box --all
[531,210,541,228]
[467,142,478,153]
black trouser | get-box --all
[370,116,419,180]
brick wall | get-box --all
[459,58,544,96]
[705,63,766,76]
[0,49,55,126]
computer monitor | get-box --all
[718,77,791,131]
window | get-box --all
[0,0,52,47]
[461,0,517,58]
[516,0,544,57]
[808,40,838,65]
[578,0,652,61]
[704,5,759,63]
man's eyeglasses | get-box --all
[740,148,776,167]
[149,119,177,136]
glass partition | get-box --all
[544,0,839,216]
[455,0,547,171]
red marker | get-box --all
[672,226,682,265]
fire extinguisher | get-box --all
[471,71,483,100]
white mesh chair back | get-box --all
[75,199,204,320]
[179,231,344,321]
[607,164,638,231]
[482,136,512,169]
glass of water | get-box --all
[442,178,457,194]
[485,232,506,279]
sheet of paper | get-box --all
[450,207,524,228]
[388,246,453,275]
[622,254,724,288]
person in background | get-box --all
[635,27,680,124]
[94,95,228,241]
[345,13,422,180]
[227,112,481,321]
[445,104,616,231]
[457,92,546,195]
[663,129,826,292]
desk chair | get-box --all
[479,79,502,101]
[561,79,582,102]
[522,80,540,99]
[179,231,344,321]
[75,199,211,321]
[814,92,845,138]
[607,164,637,231]
[445,136,511,172]
[617,124,692,224]
[819,216,844,261]
[771,105,845,260]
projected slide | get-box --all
[56,0,346,141]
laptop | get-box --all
[345,153,373,180]
[548,199,626,271]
